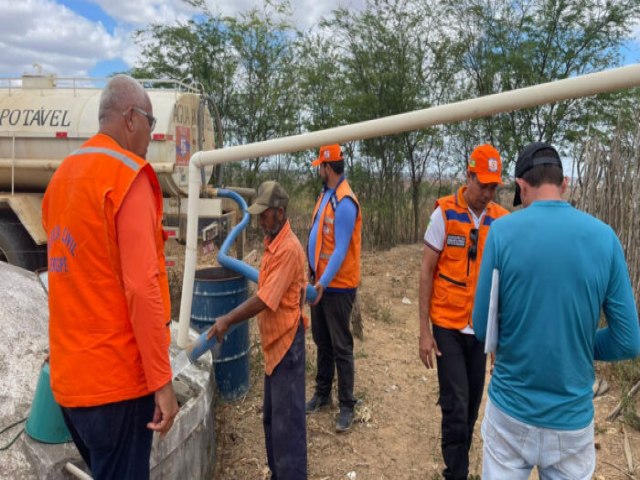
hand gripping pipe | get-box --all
[177,64,640,347]
[175,188,317,349]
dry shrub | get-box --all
[572,121,640,304]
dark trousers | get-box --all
[310,291,356,409]
[264,320,307,479]
[62,394,155,480]
[433,324,486,480]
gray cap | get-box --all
[247,181,289,215]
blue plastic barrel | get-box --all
[191,267,250,401]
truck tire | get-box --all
[0,216,47,271]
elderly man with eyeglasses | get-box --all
[43,74,178,479]
[418,144,508,480]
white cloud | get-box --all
[0,0,124,76]
[92,0,196,27]
[290,0,356,31]
[632,20,640,40]
[202,0,365,30]
[618,19,640,65]
[0,0,366,78]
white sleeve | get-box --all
[424,206,445,252]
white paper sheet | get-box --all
[484,268,500,354]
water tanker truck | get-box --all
[0,73,225,271]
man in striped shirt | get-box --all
[208,180,308,479]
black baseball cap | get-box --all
[513,142,563,206]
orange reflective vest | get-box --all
[429,186,509,330]
[42,134,171,407]
[310,178,362,289]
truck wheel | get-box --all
[0,216,47,271]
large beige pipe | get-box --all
[177,64,640,347]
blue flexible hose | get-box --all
[215,189,317,303]
[183,189,316,364]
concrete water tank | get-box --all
[0,261,218,479]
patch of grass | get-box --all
[623,410,640,431]
[378,306,393,324]
[611,358,640,431]
[248,338,264,377]
[355,348,368,359]
[360,291,393,324]
[612,358,640,385]
[305,352,317,374]
[355,390,368,403]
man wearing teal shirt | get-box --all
[473,142,640,479]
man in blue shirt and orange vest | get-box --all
[306,144,362,433]
[418,144,508,480]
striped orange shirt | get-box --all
[256,220,309,375]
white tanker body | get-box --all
[0,74,219,270]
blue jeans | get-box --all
[481,398,595,480]
[62,394,155,480]
[263,320,307,479]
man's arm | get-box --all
[595,232,640,361]
[313,198,357,304]
[207,296,267,342]
[210,237,302,340]
[117,172,178,436]
[419,245,441,369]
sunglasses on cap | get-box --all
[468,228,478,261]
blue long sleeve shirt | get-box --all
[473,201,640,430]
[308,185,358,291]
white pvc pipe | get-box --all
[64,462,92,480]
[176,63,640,347]
[177,164,205,347]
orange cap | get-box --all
[311,144,343,166]
[468,144,503,184]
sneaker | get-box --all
[335,407,354,433]
[305,394,330,413]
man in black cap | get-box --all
[472,142,640,478]
[208,180,309,479]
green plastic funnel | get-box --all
[25,363,72,444]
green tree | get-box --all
[443,0,640,170]
[309,0,459,245]
[132,5,237,143]
[133,0,301,187]
[224,1,301,185]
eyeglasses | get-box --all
[124,106,156,131]
[468,228,478,261]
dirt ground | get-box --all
[185,243,640,480]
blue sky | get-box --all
[0,0,638,78]
[0,0,351,78]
